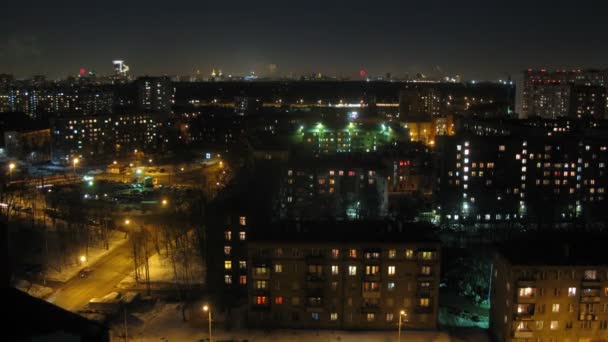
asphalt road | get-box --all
[50,238,135,312]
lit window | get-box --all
[330,313,338,321]
[584,270,597,280]
[224,246,231,255]
[239,216,246,226]
[421,251,433,260]
[312,312,320,321]
[349,249,357,258]
[331,265,339,275]
[366,313,375,322]
[388,266,396,276]
[518,287,535,297]
[224,260,232,270]
[386,313,394,322]
[552,304,560,313]
[274,264,283,273]
[239,231,246,240]
[224,275,232,284]
[536,321,543,330]
[239,261,246,269]
[366,265,380,275]
[255,280,268,289]
[348,266,357,276]
[568,287,577,297]
[550,321,558,330]
[331,249,339,258]
[239,275,247,285]
[255,296,268,305]
[421,266,431,275]
[419,298,430,307]
[275,296,283,304]
[387,282,396,291]
[388,249,396,258]
[224,231,232,241]
[254,267,268,276]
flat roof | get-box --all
[250,220,439,244]
[497,234,608,266]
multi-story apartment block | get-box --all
[490,238,608,342]
[294,121,405,155]
[136,76,173,112]
[522,68,608,119]
[436,118,608,224]
[281,156,389,219]
[247,221,440,330]
[50,113,165,162]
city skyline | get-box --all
[1,0,607,79]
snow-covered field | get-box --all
[118,251,205,289]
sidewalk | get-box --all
[45,230,129,282]
[119,303,490,342]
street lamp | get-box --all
[161,199,168,206]
[398,310,407,342]
[203,304,212,342]
[8,162,15,178]
[124,219,130,226]
[72,158,79,174]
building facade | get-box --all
[50,113,165,162]
[136,76,173,112]
[490,240,608,342]
[247,221,440,330]
[436,119,608,224]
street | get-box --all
[50,237,135,312]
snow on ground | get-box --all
[45,230,129,282]
[14,279,54,299]
[118,251,205,289]
[115,302,490,342]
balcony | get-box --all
[306,255,325,264]
[306,274,324,282]
[517,280,536,288]
[417,273,434,281]
[364,274,382,282]
[362,289,381,299]
[513,331,534,339]
[578,313,599,321]
[361,304,381,313]
[414,306,433,314]
[580,296,601,303]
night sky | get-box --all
[1,0,607,80]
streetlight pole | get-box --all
[73,158,79,176]
[8,162,15,179]
[398,310,407,342]
[203,305,212,342]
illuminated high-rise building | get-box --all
[136,76,173,113]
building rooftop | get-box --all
[497,234,608,266]
[250,220,439,244]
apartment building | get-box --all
[246,221,440,330]
[490,238,608,342]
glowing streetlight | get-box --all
[79,255,87,263]
[203,305,212,342]
[398,310,407,342]
[124,219,130,225]
[72,158,79,174]
[8,162,15,178]
[161,199,168,206]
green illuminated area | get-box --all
[294,122,405,154]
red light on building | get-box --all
[79,68,87,76]
[359,68,367,78]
